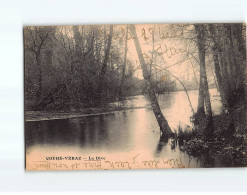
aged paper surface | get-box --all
[24,23,247,170]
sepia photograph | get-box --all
[24,23,247,170]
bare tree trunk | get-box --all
[225,25,238,91]
[96,25,114,106]
[129,24,172,137]
[234,24,246,67]
[208,24,229,111]
[226,24,246,133]
[119,25,128,101]
[197,74,205,115]
[229,24,246,101]
[194,24,214,135]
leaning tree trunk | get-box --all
[129,24,172,138]
[194,24,214,136]
[96,25,114,106]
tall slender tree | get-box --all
[96,25,114,106]
[118,25,129,101]
[129,24,172,138]
[194,24,214,135]
[208,24,229,112]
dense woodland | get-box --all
[24,25,176,111]
[25,23,246,141]
[24,25,140,110]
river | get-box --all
[26,89,229,169]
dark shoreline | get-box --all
[177,113,247,167]
[25,106,146,122]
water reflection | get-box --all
[25,89,223,168]
[26,113,132,152]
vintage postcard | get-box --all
[24,23,247,171]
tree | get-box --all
[118,25,129,101]
[129,24,172,138]
[194,24,214,135]
[208,24,229,111]
[24,27,51,103]
[96,25,114,106]
[207,23,246,133]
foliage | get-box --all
[177,114,247,166]
[24,26,140,110]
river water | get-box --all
[26,89,229,169]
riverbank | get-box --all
[25,105,146,121]
[25,90,221,122]
[177,113,247,167]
